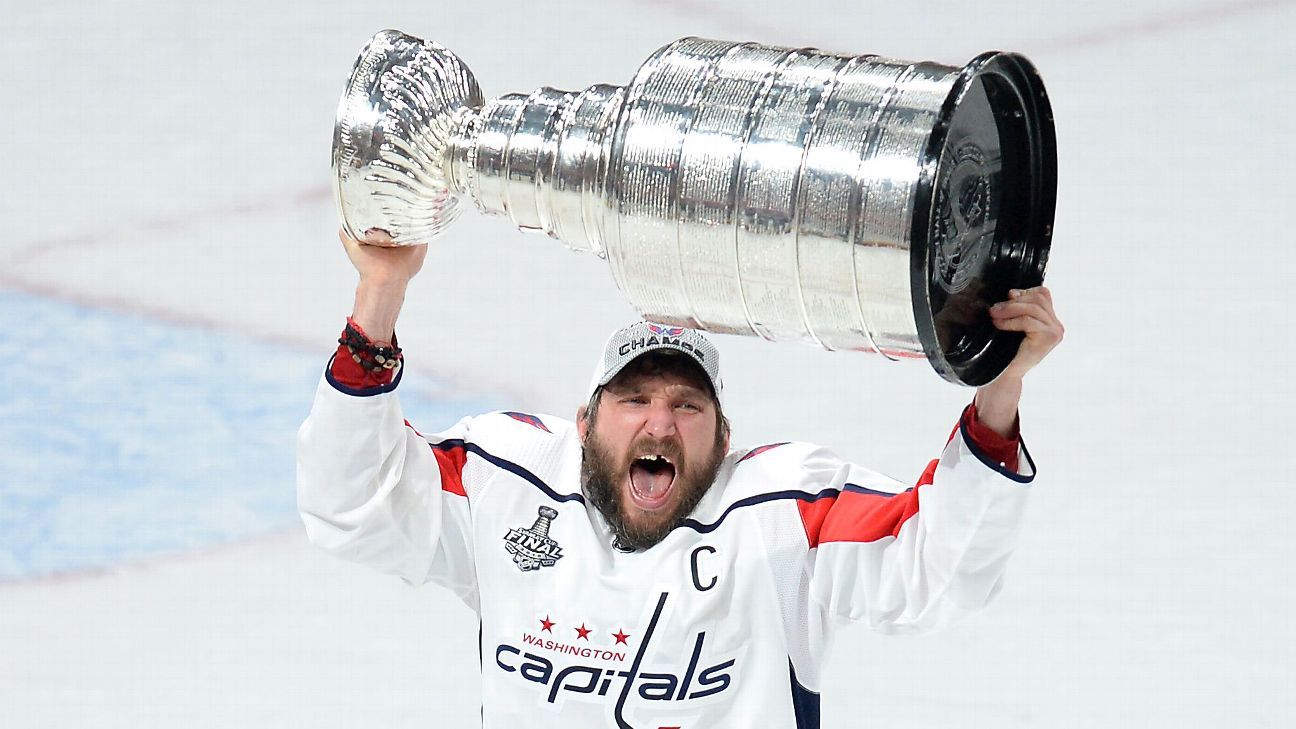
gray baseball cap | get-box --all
[588,322,723,405]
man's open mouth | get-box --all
[628,454,676,510]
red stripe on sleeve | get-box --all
[797,459,938,548]
[795,399,1022,549]
[432,445,468,498]
[797,497,835,548]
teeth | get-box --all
[637,454,673,465]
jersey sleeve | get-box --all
[793,414,1035,635]
[295,357,480,609]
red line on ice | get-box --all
[1035,0,1295,53]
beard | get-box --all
[581,429,726,552]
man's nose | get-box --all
[643,400,678,439]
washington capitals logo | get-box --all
[646,324,686,337]
[737,442,789,464]
[504,506,564,572]
[504,411,552,434]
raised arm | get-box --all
[296,232,478,603]
[797,287,1063,633]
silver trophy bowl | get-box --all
[333,31,1057,386]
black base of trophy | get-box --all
[911,52,1057,387]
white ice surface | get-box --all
[2,0,1294,726]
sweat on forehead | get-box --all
[603,351,717,400]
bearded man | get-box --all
[297,231,1064,729]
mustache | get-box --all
[625,437,685,465]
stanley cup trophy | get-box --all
[332,30,1057,386]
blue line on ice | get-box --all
[0,290,497,581]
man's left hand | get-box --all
[973,286,1065,438]
[988,285,1064,380]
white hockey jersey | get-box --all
[297,369,1035,729]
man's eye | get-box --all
[676,402,702,412]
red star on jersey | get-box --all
[612,628,630,645]
[539,616,555,633]
[575,623,592,640]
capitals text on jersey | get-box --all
[494,592,735,711]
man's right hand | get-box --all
[341,228,428,283]
[340,229,429,343]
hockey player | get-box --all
[297,231,1064,728]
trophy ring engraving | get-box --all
[934,142,993,296]
[332,30,1057,386]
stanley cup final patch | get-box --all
[504,506,564,572]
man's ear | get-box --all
[576,405,588,441]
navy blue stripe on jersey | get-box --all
[324,353,404,397]
[430,439,586,504]
[789,661,821,729]
[677,484,909,535]
[425,438,909,525]
[842,483,909,498]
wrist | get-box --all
[351,278,408,343]
[974,374,1023,438]
[357,271,413,290]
